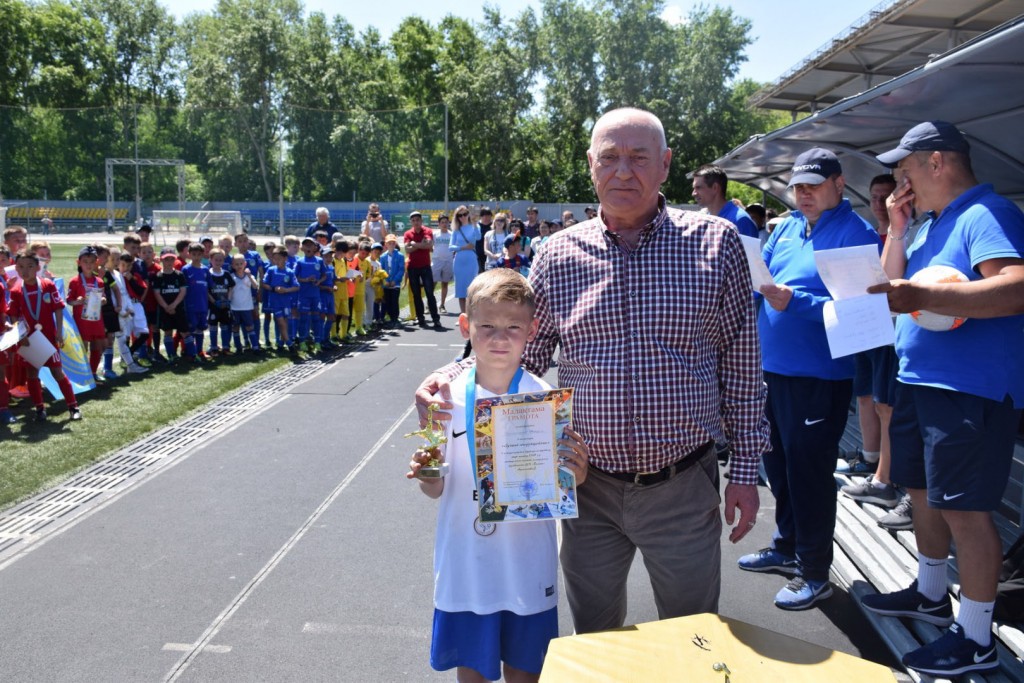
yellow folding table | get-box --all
[541,613,895,682]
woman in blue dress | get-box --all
[449,205,481,314]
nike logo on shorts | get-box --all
[804,418,825,426]
[453,430,467,439]
[943,492,966,501]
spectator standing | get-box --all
[305,207,338,241]
[404,211,443,331]
[474,207,493,273]
[739,149,881,610]
[361,203,390,244]
[431,214,455,313]
[450,206,480,315]
[861,121,1024,677]
[691,165,759,239]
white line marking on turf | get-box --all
[162,403,417,682]
[395,343,439,347]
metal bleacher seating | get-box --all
[833,416,1024,682]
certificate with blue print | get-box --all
[473,388,577,523]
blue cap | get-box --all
[503,235,517,248]
[371,242,383,250]
[788,148,842,187]
[876,120,970,168]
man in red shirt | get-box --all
[404,211,443,330]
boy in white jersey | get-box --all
[407,268,589,683]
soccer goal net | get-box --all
[152,210,243,243]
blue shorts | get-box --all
[320,294,335,315]
[231,310,254,330]
[430,607,558,681]
[297,294,319,312]
[853,346,898,404]
[266,306,291,320]
[186,309,209,334]
[889,382,1020,510]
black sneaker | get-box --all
[902,622,997,676]
[432,321,445,331]
[35,407,48,422]
[418,320,430,328]
[860,580,953,626]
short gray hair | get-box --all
[316,207,329,218]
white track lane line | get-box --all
[162,403,416,682]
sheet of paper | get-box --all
[813,244,888,301]
[823,297,896,358]
[0,321,26,352]
[492,401,559,506]
[739,235,774,291]
[17,329,58,368]
[473,387,578,523]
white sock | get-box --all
[958,595,994,647]
[861,449,880,464]
[870,477,890,490]
[917,554,948,601]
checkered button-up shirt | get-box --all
[520,197,769,485]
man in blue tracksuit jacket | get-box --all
[737,148,882,610]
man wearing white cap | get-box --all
[861,121,1024,676]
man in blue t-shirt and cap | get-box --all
[860,121,1024,677]
[691,164,758,239]
[737,148,880,611]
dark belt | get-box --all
[594,441,714,487]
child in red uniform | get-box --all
[8,250,81,421]
[66,246,107,378]
[0,245,15,424]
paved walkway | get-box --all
[0,321,898,681]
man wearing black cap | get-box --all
[861,121,1024,676]
[136,224,153,244]
[738,148,881,610]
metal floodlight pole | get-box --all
[444,103,449,210]
[134,104,141,224]
[278,139,284,235]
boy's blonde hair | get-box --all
[465,269,536,318]
[209,248,225,259]
[27,241,51,255]
[283,235,300,246]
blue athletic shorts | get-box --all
[889,382,1020,510]
[186,309,209,334]
[320,293,335,315]
[266,306,291,320]
[297,295,319,313]
[853,346,898,405]
[430,607,558,681]
[231,310,254,330]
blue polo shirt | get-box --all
[294,255,325,300]
[181,263,210,314]
[897,184,1024,406]
[263,266,297,310]
[759,199,881,380]
[719,202,759,239]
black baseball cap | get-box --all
[78,246,98,257]
[136,224,152,234]
[788,148,843,187]
[875,121,970,168]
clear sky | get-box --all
[165,0,883,86]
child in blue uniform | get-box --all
[261,246,299,351]
[181,243,210,362]
[294,237,326,352]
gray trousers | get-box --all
[560,447,722,634]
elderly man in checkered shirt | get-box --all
[417,107,770,634]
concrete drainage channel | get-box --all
[0,345,363,567]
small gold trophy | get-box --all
[404,404,450,479]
